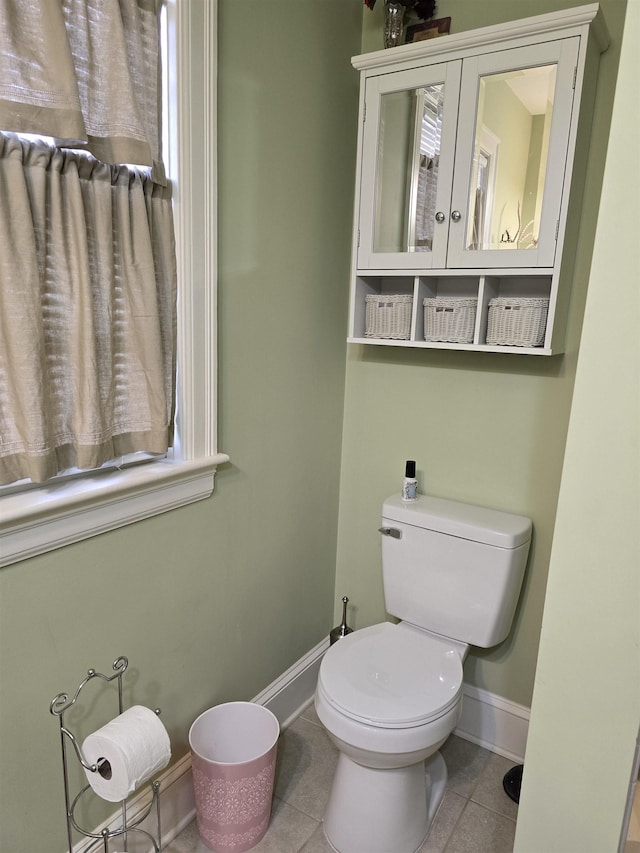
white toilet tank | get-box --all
[381,494,532,648]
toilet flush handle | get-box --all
[379,527,402,539]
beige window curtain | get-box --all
[0,0,164,180]
[0,0,177,487]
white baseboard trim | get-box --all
[252,636,330,730]
[70,640,529,851]
[454,683,530,763]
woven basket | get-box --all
[486,297,549,347]
[423,297,477,343]
[365,294,412,339]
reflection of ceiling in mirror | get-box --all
[505,66,557,115]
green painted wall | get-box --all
[0,2,632,850]
[515,2,640,846]
[0,3,361,851]
[338,0,628,708]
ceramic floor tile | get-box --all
[299,702,322,728]
[440,736,493,799]
[443,800,516,853]
[249,797,320,853]
[470,752,519,821]
[273,715,338,821]
[170,717,520,853]
[298,821,337,853]
[165,801,319,853]
[420,791,467,853]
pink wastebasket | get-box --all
[189,702,280,853]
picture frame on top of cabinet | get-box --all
[405,17,451,44]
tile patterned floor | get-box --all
[166,703,518,853]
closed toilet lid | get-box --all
[319,623,463,728]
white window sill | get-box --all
[0,454,229,568]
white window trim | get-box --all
[0,0,228,569]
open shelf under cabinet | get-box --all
[349,271,556,355]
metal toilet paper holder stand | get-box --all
[50,655,163,853]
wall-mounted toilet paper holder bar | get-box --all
[50,656,163,853]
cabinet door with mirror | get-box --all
[357,62,461,269]
[357,38,580,271]
[447,39,580,268]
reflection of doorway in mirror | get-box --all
[468,126,499,250]
[467,64,557,252]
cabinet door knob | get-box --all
[435,211,446,223]
[451,210,462,222]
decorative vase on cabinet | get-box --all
[349,4,609,354]
[383,2,406,48]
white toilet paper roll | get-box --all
[82,705,171,802]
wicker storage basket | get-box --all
[486,297,549,347]
[365,294,412,339]
[423,297,477,343]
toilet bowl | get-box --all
[315,622,466,853]
[314,494,532,853]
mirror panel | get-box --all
[374,83,445,254]
[466,64,557,252]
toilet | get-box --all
[315,493,532,853]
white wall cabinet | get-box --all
[349,5,609,354]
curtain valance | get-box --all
[0,0,163,178]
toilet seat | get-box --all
[319,622,463,729]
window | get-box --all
[0,1,227,567]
